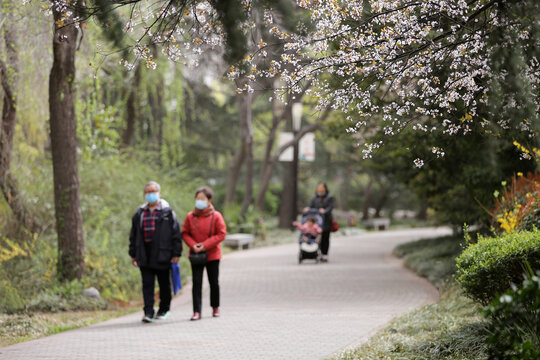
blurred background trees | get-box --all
[0,0,538,312]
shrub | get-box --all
[491,172,540,233]
[1,154,197,314]
[484,274,540,359]
[456,229,540,305]
[26,280,107,313]
[0,280,25,314]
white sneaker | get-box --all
[321,255,329,262]
[142,314,154,323]
[155,311,170,320]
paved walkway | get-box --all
[0,227,452,360]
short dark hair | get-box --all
[317,182,329,193]
[195,186,214,200]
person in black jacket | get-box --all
[305,183,334,262]
[129,181,182,323]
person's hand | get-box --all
[131,258,138,267]
[193,243,203,253]
[303,207,310,213]
[193,243,206,253]
[171,257,179,263]
[319,208,325,214]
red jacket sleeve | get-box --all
[182,213,197,249]
[202,212,227,250]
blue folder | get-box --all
[171,262,182,295]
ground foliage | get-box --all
[484,273,540,360]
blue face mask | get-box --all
[195,200,208,210]
[145,192,159,204]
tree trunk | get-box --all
[362,176,374,220]
[148,47,165,165]
[278,100,296,229]
[147,85,165,164]
[239,91,254,221]
[255,96,289,211]
[225,81,252,206]
[416,200,428,220]
[0,7,40,234]
[147,86,161,155]
[259,122,321,218]
[122,63,141,147]
[373,177,389,218]
[374,191,388,218]
[278,161,295,228]
[49,5,85,280]
[225,141,245,205]
[255,159,278,211]
[339,167,352,211]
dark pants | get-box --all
[321,230,331,255]
[140,266,171,316]
[191,260,220,313]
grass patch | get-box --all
[0,306,138,347]
[394,236,465,288]
[336,286,488,360]
[254,227,298,248]
[335,236,489,359]
[389,218,438,230]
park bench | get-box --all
[224,233,255,250]
[363,218,390,231]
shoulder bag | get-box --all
[330,219,339,233]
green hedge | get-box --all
[456,229,540,305]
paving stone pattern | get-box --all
[0,227,452,360]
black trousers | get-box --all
[320,230,331,255]
[140,266,171,316]
[191,260,220,313]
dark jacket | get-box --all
[308,193,334,231]
[129,199,182,270]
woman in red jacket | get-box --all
[182,186,227,321]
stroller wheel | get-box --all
[298,252,303,264]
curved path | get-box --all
[0,227,451,360]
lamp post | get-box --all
[291,102,302,224]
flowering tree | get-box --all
[42,1,539,167]
[232,0,540,165]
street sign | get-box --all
[278,132,294,162]
[299,132,315,161]
[279,132,316,162]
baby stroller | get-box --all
[296,209,323,264]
